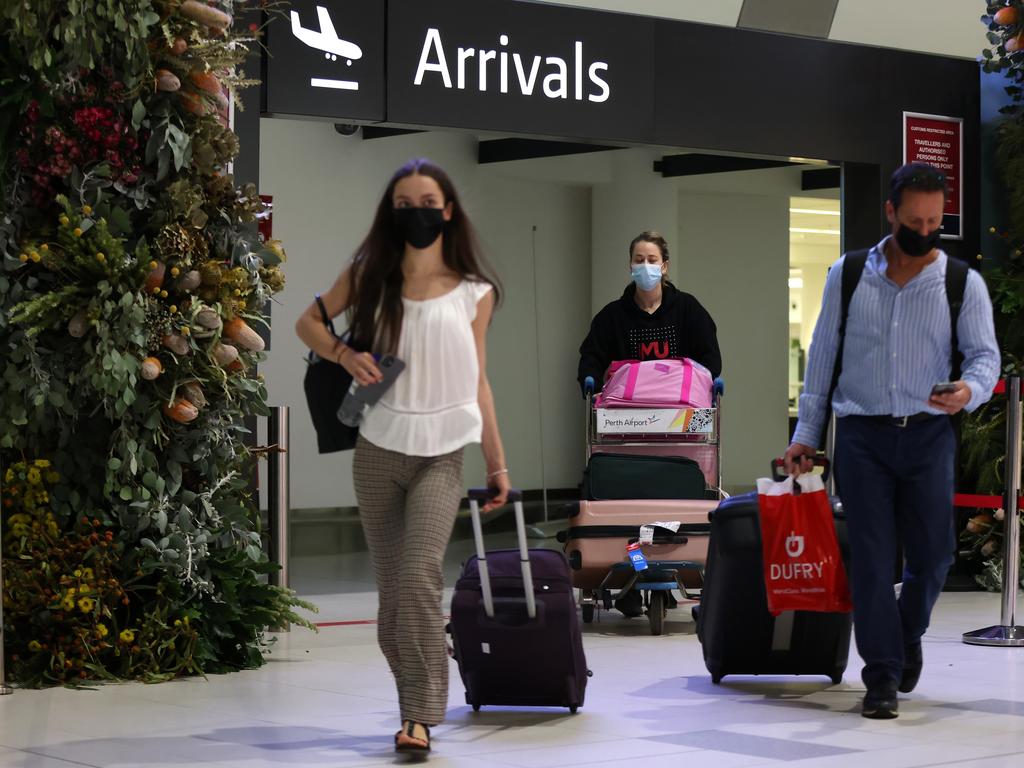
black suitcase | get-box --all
[449,489,590,712]
[695,466,853,685]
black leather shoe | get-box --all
[862,685,899,719]
[899,643,923,693]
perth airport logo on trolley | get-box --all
[290,4,614,103]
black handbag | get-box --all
[302,295,359,453]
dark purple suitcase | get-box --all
[449,490,590,712]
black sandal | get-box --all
[395,720,431,753]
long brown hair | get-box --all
[346,159,502,354]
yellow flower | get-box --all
[30,251,41,262]
[169,305,178,314]
[82,205,92,215]
[173,619,182,627]
[78,597,95,613]
[78,584,91,595]
[34,459,51,468]
[171,267,180,277]
[96,253,106,263]
[73,569,82,578]
[40,243,49,252]
[67,586,77,596]
[61,596,75,611]
[181,326,191,336]
[27,640,42,652]
[159,290,168,298]
[96,624,109,638]
[27,468,41,485]
[119,629,135,644]
[73,228,83,237]
[3,469,13,483]
[82,568,94,580]
[59,215,70,226]
[18,253,28,262]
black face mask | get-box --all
[895,223,941,258]
[394,207,445,249]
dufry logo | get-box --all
[291,5,363,91]
[785,532,805,559]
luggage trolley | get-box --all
[563,373,724,635]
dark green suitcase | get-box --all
[582,453,707,501]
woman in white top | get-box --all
[295,159,510,754]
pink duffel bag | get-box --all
[596,358,713,409]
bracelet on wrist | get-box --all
[486,468,508,479]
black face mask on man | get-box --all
[895,223,941,258]
[394,207,445,249]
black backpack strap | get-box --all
[818,248,869,447]
[945,256,968,381]
[314,294,339,338]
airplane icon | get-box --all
[290,5,362,90]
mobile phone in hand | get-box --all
[930,381,957,396]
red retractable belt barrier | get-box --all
[954,379,1017,509]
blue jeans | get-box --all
[834,415,955,690]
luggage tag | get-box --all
[627,542,648,571]
[638,521,682,544]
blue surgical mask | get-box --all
[631,263,663,291]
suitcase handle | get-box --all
[771,456,830,482]
[467,488,536,620]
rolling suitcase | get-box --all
[449,489,590,712]
[559,499,713,592]
[695,463,852,685]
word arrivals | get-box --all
[414,29,611,103]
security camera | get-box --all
[334,123,360,137]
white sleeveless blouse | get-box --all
[359,279,493,457]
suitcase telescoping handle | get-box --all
[467,488,536,620]
[771,456,830,482]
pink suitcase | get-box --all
[559,499,715,592]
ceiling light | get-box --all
[790,227,840,235]
[789,208,841,216]
[788,277,804,289]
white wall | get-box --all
[591,148,680,313]
[258,119,591,509]
[677,189,791,491]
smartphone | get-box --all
[930,381,958,396]
[337,355,406,426]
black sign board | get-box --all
[386,0,655,143]
[262,0,386,121]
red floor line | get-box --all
[316,615,451,628]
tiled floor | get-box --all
[2,538,1023,768]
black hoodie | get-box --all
[577,282,722,394]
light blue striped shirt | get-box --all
[792,236,1001,448]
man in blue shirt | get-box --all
[784,163,1000,719]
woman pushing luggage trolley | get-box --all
[559,358,725,635]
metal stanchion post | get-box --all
[964,375,1024,646]
[266,406,291,632]
[0,458,12,694]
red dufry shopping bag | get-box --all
[756,473,852,615]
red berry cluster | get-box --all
[16,81,144,208]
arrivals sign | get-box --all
[903,112,963,240]
[263,0,654,143]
